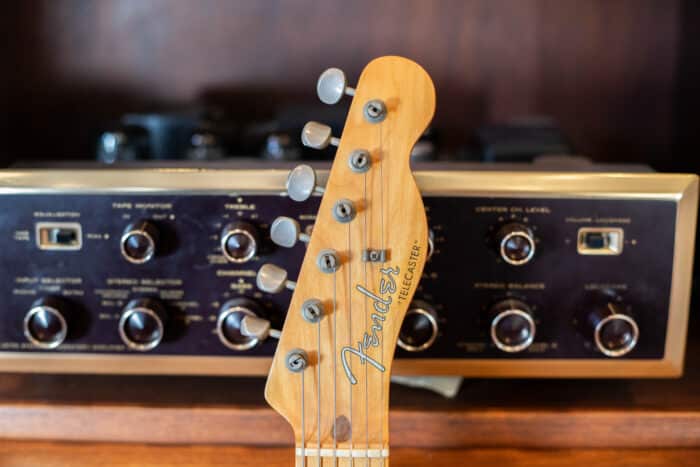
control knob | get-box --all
[119,298,167,351]
[121,220,159,264]
[221,221,260,263]
[489,299,536,353]
[398,301,439,352]
[585,302,639,357]
[23,297,69,349]
[494,223,536,266]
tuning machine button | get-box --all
[119,298,167,351]
[121,220,159,264]
[317,67,355,105]
[256,264,296,294]
[23,297,69,349]
[495,223,536,266]
[216,298,280,351]
[489,299,536,353]
[270,216,310,248]
[301,122,339,150]
[286,164,325,202]
[585,302,639,357]
[398,301,439,352]
[221,221,259,263]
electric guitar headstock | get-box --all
[257,56,435,466]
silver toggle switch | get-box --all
[270,216,310,248]
[301,121,339,150]
[286,164,325,202]
[316,68,355,105]
[256,264,296,294]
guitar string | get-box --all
[363,158,369,467]
[379,121,385,467]
[347,220,354,466]
[301,370,306,467]
[317,307,322,467]
[333,271,337,467]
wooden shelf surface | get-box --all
[0,338,699,448]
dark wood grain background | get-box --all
[3,0,696,170]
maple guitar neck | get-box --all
[260,56,435,466]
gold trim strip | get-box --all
[0,169,694,199]
[0,353,683,378]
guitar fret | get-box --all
[295,447,390,458]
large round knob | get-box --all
[220,221,259,263]
[398,301,439,352]
[489,299,536,353]
[585,303,639,357]
[23,297,69,349]
[495,223,536,266]
[119,298,167,351]
[216,298,264,351]
[120,220,159,264]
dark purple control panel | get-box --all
[0,192,676,361]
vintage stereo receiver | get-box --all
[0,162,696,377]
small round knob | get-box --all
[216,298,264,351]
[398,302,439,352]
[317,68,355,105]
[495,223,536,266]
[256,264,296,294]
[270,216,310,248]
[586,303,639,357]
[489,299,536,353]
[286,164,325,202]
[23,297,69,349]
[119,298,167,351]
[120,220,159,264]
[220,221,259,263]
[301,122,339,150]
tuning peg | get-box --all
[317,67,355,105]
[240,315,281,340]
[256,263,296,294]
[270,216,311,248]
[301,121,339,150]
[286,164,325,202]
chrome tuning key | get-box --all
[256,264,296,294]
[239,315,281,340]
[286,164,325,202]
[270,216,310,248]
[316,67,355,105]
[301,121,339,150]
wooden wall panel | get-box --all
[5,0,681,164]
